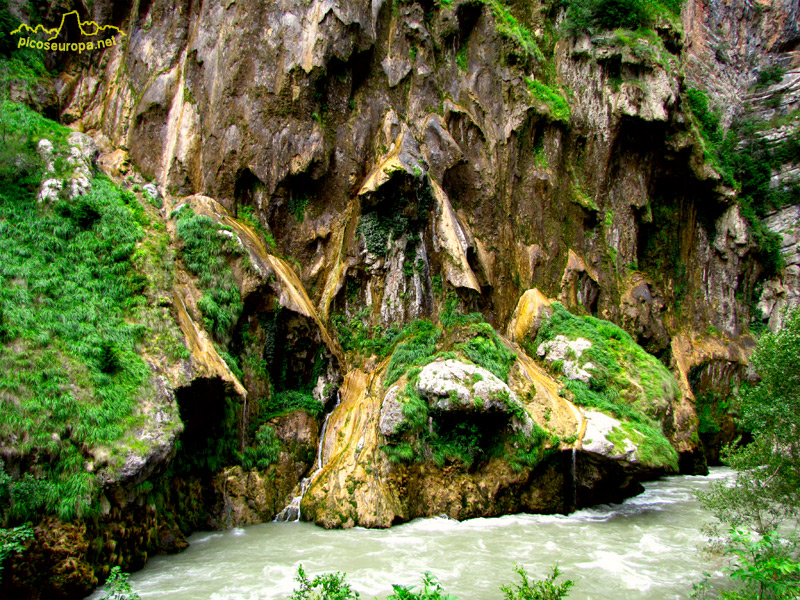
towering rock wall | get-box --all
[2,0,799,596]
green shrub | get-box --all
[357,173,433,258]
[686,88,722,145]
[508,426,558,471]
[756,65,786,88]
[388,572,457,600]
[290,565,360,600]
[501,564,574,600]
[259,390,323,419]
[0,523,33,581]
[288,193,310,223]
[238,424,281,470]
[564,0,683,33]
[100,566,140,600]
[332,308,408,358]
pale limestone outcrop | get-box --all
[35,132,98,203]
[581,410,634,461]
[432,180,481,293]
[507,288,554,343]
[537,336,595,383]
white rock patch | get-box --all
[537,335,595,382]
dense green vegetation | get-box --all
[0,100,172,523]
[697,308,800,599]
[455,321,517,383]
[0,520,33,581]
[379,303,551,469]
[173,205,244,340]
[482,0,543,61]
[384,320,442,387]
[563,0,683,33]
[288,564,574,600]
[238,424,281,470]
[525,79,571,125]
[99,566,141,600]
[357,173,433,259]
[685,86,799,279]
[382,381,507,468]
[533,303,679,470]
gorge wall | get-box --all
[1,0,799,596]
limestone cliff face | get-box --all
[60,0,797,341]
[50,0,800,543]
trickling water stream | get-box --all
[274,391,342,522]
[88,468,732,599]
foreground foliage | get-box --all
[99,566,141,600]
[697,309,800,598]
[289,565,573,600]
[0,522,33,581]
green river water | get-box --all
[88,468,731,599]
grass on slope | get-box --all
[533,303,679,470]
[0,101,169,523]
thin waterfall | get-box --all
[571,447,578,511]
[240,395,248,452]
[275,391,342,522]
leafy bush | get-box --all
[288,193,310,223]
[686,89,722,145]
[564,0,683,33]
[501,564,574,600]
[290,565,360,600]
[259,390,323,419]
[756,65,786,88]
[357,173,433,258]
[100,566,141,600]
[387,572,457,600]
[332,308,407,357]
[238,424,281,470]
[508,426,559,471]
[0,523,33,581]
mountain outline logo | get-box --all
[10,10,125,54]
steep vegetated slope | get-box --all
[0,0,798,596]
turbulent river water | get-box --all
[88,468,732,599]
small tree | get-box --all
[100,567,140,600]
[698,309,800,598]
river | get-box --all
[88,468,731,599]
